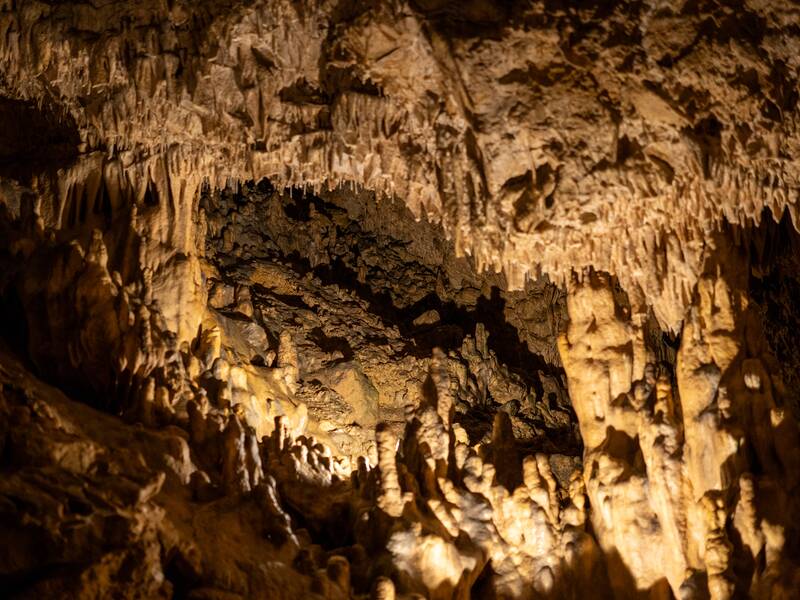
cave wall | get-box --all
[1,1,800,599]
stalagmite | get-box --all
[376,423,404,518]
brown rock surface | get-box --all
[1,1,800,598]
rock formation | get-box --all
[1,0,800,598]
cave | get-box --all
[1,1,800,599]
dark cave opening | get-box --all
[202,179,581,455]
[0,96,80,183]
[218,180,567,380]
[745,208,800,418]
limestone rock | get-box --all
[1,1,800,598]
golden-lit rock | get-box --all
[1,1,799,598]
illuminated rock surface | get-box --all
[1,1,800,598]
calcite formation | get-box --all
[1,1,800,598]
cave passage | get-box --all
[2,1,800,598]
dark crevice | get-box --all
[308,327,355,361]
[747,209,800,418]
[0,554,89,598]
[162,548,201,600]
[277,247,563,388]
[251,185,566,382]
[0,287,30,368]
[682,114,723,179]
[0,97,80,183]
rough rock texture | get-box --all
[0,340,591,599]
[2,0,800,330]
[559,237,800,597]
[1,0,800,598]
[199,182,574,457]
[0,346,316,598]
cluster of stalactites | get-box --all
[3,0,800,337]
